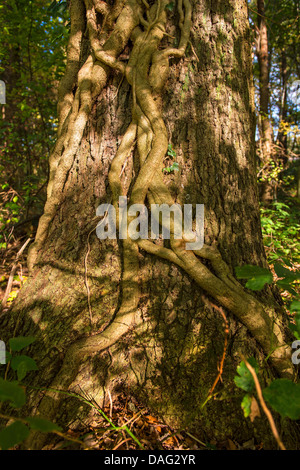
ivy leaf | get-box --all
[0,378,26,408]
[234,358,259,393]
[26,417,62,433]
[170,162,179,171]
[263,379,300,420]
[167,143,176,158]
[9,336,36,352]
[11,355,38,381]
[166,2,175,11]
[0,421,29,450]
[235,265,273,291]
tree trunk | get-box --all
[1,0,298,449]
[256,0,274,204]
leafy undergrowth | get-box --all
[260,198,300,265]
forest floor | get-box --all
[40,392,259,451]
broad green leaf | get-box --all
[235,265,273,291]
[234,358,259,393]
[9,336,36,352]
[26,417,62,433]
[274,264,300,283]
[263,379,300,420]
[0,421,29,450]
[5,351,12,362]
[11,355,38,381]
[0,378,26,408]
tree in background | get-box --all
[251,0,300,203]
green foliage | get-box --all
[235,265,273,291]
[0,335,62,449]
[26,417,62,433]
[165,2,175,11]
[9,336,36,352]
[241,394,252,418]
[260,200,300,264]
[163,144,179,173]
[0,0,69,247]
[0,421,30,450]
[0,378,26,408]
[235,360,300,424]
[263,379,300,420]
[234,358,259,393]
[11,355,38,381]
[289,301,300,340]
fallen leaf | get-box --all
[250,396,261,422]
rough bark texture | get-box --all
[1,0,299,450]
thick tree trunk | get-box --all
[1,0,298,449]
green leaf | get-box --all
[241,394,252,418]
[170,162,179,171]
[166,2,175,11]
[0,378,26,408]
[9,336,36,352]
[235,265,273,291]
[234,358,259,393]
[274,263,300,284]
[5,351,12,362]
[276,280,298,295]
[263,379,300,420]
[290,300,300,313]
[273,262,293,279]
[167,143,176,157]
[11,355,38,381]
[26,417,62,433]
[0,421,29,450]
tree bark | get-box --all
[1,0,298,449]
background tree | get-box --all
[251,0,300,203]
